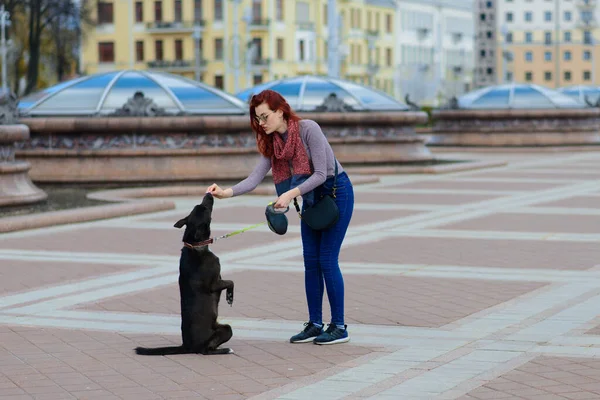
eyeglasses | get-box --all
[255,112,274,124]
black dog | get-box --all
[135,193,234,356]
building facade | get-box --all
[395,0,475,105]
[82,0,398,96]
[475,0,600,89]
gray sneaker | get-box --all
[290,322,323,343]
[313,324,350,345]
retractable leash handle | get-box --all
[265,201,289,235]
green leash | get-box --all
[183,222,266,248]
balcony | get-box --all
[296,21,315,31]
[248,18,270,30]
[577,18,598,29]
[250,58,270,69]
[366,62,380,76]
[145,20,206,33]
[147,59,207,71]
[577,0,597,9]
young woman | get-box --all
[206,90,354,345]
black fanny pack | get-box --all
[294,161,340,231]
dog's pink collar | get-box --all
[183,239,213,249]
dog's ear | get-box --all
[174,216,188,228]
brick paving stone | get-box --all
[461,356,600,400]
[353,191,502,205]
[6,152,600,399]
[338,236,600,270]
[79,270,545,327]
[390,180,563,191]
[438,213,600,234]
[535,196,600,209]
[0,260,139,295]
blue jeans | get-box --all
[301,172,354,326]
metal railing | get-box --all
[145,20,206,31]
[147,59,206,69]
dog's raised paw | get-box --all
[228,348,235,354]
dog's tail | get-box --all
[134,346,188,356]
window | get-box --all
[299,40,306,61]
[525,71,533,81]
[525,32,532,43]
[276,0,284,21]
[525,51,533,62]
[564,50,571,61]
[252,0,262,23]
[486,1,493,8]
[507,72,513,81]
[215,38,223,59]
[214,0,223,21]
[506,32,513,43]
[544,71,552,81]
[544,51,552,61]
[584,71,591,81]
[135,1,143,23]
[154,1,162,22]
[564,31,571,42]
[253,75,263,85]
[276,38,284,59]
[155,40,163,60]
[194,0,203,22]
[97,2,114,24]
[582,11,594,24]
[386,48,392,66]
[564,71,571,81]
[506,12,513,22]
[175,39,183,60]
[135,41,144,62]
[98,42,114,62]
[487,67,493,75]
[564,11,571,21]
[252,37,263,61]
[174,0,182,22]
[214,75,224,89]
[525,11,532,22]
[584,50,592,61]
[386,14,392,33]
[544,11,552,21]
[584,31,593,45]
[487,31,493,39]
[544,31,552,45]
[323,4,327,25]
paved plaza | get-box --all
[3,150,600,399]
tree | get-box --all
[23,0,95,94]
[49,0,94,82]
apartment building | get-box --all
[475,0,599,88]
[82,0,397,96]
[395,0,475,105]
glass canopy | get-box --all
[457,83,582,109]
[235,75,409,112]
[18,70,248,116]
[558,85,600,105]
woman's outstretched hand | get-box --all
[206,183,233,199]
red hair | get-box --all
[249,90,301,157]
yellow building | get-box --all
[476,0,600,88]
[83,0,397,96]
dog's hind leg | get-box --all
[202,324,233,355]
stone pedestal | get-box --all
[17,111,433,183]
[429,109,600,146]
[0,124,47,206]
